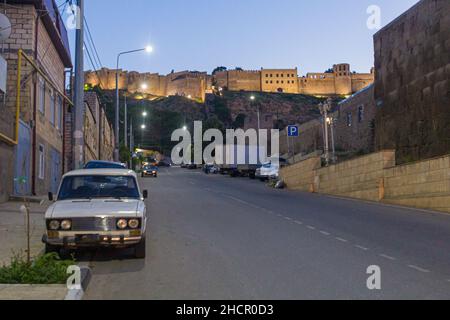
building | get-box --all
[261,68,299,94]
[84,63,374,102]
[374,0,450,164]
[0,0,72,201]
[64,91,115,169]
[280,85,376,159]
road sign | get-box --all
[287,125,299,137]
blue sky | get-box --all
[64,0,419,75]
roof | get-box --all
[63,169,137,178]
[338,83,374,105]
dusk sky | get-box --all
[64,0,419,75]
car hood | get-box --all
[47,199,140,219]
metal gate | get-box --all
[14,121,32,196]
[50,148,61,194]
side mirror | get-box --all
[143,190,148,199]
[48,192,54,202]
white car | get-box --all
[42,169,148,259]
[256,162,280,181]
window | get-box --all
[57,95,63,130]
[358,105,364,122]
[38,77,45,114]
[266,81,269,84]
[346,112,353,127]
[49,91,55,125]
[38,144,45,180]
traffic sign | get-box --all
[287,125,299,137]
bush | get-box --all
[0,253,75,285]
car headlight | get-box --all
[128,219,140,229]
[117,219,128,230]
[48,220,60,230]
[60,220,72,230]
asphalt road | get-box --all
[83,167,450,300]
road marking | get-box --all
[408,265,431,273]
[335,237,348,243]
[320,231,331,236]
[277,214,283,217]
[379,254,396,261]
[227,196,250,206]
[354,245,369,251]
[294,220,303,225]
[307,226,316,230]
[285,217,292,221]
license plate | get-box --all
[76,234,100,243]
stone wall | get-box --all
[280,150,450,214]
[374,0,450,164]
[227,70,261,92]
[383,155,450,212]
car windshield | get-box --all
[84,162,125,169]
[58,175,140,200]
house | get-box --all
[0,0,72,201]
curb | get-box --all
[64,266,92,301]
[8,196,46,204]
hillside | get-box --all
[93,88,332,154]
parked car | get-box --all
[42,169,148,259]
[157,160,172,167]
[142,165,158,178]
[84,161,127,170]
[255,158,288,181]
[203,164,219,174]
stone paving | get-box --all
[0,200,48,266]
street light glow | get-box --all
[141,83,148,90]
[183,126,187,131]
[141,124,146,129]
[143,111,148,117]
[250,95,256,101]
[145,45,153,53]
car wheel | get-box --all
[135,238,146,259]
[45,243,59,255]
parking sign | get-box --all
[288,125,299,137]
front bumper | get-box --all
[42,231,143,248]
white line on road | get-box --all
[294,220,303,225]
[320,231,331,236]
[379,254,397,261]
[354,245,369,251]
[226,196,251,206]
[335,237,348,243]
[285,217,292,221]
[307,226,316,230]
[408,265,431,273]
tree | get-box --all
[212,66,227,75]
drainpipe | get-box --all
[31,15,39,196]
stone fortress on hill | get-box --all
[84,63,375,102]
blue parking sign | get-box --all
[288,125,299,137]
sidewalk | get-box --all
[0,200,49,266]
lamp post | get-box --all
[319,98,332,166]
[114,45,153,162]
[327,116,336,163]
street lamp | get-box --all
[141,124,146,130]
[142,111,148,117]
[319,98,333,166]
[114,45,153,161]
[141,83,148,91]
[250,95,260,132]
[183,126,187,131]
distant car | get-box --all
[142,165,158,178]
[43,169,148,259]
[84,161,127,170]
[256,158,288,181]
[203,164,219,174]
[157,160,172,167]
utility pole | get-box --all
[73,0,85,169]
[124,94,128,148]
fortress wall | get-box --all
[298,77,336,96]
[227,70,261,91]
